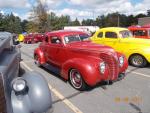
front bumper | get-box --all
[111,72,126,82]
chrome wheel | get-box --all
[130,54,147,67]
[70,69,82,89]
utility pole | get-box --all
[117,14,120,27]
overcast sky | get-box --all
[0,0,149,21]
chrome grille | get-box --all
[100,53,119,80]
[0,75,7,113]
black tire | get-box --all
[69,69,88,91]
[34,54,41,67]
[129,54,147,67]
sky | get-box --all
[0,0,149,21]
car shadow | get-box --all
[40,64,109,92]
[40,66,67,83]
[19,66,26,76]
[146,63,150,69]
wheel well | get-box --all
[34,53,37,58]
[68,68,73,80]
[128,53,147,63]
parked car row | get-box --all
[24,33,45,44]
[17,33,45,44]
[2,26,150,113]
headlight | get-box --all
[100,62,106,74]
[12,77,27,94]
[119,56,124,67]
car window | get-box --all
[50,36,61,44]
[97,32,103,38]
[79,34,90,40]
[133,30,147,36]
[119,30,133,38]
[64,35,81,44]
[105,32,117,38]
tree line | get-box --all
[0,0,150,34]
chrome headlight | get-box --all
[119,56,124,67]
[100,62,106,74]
[12,77,27,94]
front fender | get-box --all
[11,72,52,113]
[34,48,46,64]
[61,58,109,86]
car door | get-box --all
[46,35,65,67]
[103,31,119,50]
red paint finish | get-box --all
[24,33,45,44]
[34,30,128,86]
[128,26,150,39]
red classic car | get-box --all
[128,26,150,39]
[24,33,45,44]
[34,30,128,90]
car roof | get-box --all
[129,27,150,30]
[46,30,88,37]
[99,27,128,32]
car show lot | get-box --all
[20,43,150,113]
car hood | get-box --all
[121,38,150,45]
[66,41,116,54]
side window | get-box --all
[50,36,61,44]
[105,32,117,38]
[133,30,147,36]
[97,32,103,38]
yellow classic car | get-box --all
[17,34,25,42]
[91,27,150,67]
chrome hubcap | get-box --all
[132,55,143,66]
[70,69,82,89]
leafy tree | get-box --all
[147,9,150,16]
[0,13,22,33]
[71,18,80,26]
[81,19,94,26]
[21,20,28,32]
[28,0,49,32]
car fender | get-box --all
[61,58,103,86]
[11,72,52,113]
[126,47,149,61]
[34,48,46,64]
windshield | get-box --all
[64,35,80,44]
[79,34,90,40]
[119,30,133,38]
[64,34,89,44]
